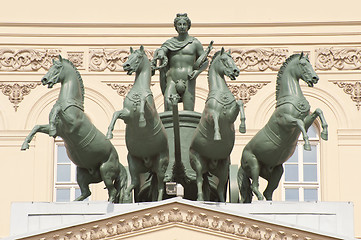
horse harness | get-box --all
[264,96,311,147]
[276,95,310,116]
[206,90,236,115]
[126,89,153,112]
[56,98,84,112]
[54,99,97,149]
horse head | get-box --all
[213,47,240,80]
[42,55,65,88]
[297,52,319,87]
[123,45,147,75]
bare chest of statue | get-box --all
[168,43,198,69]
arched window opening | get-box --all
[282,124,320,202]
[53,138,89,202]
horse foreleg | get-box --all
[305,108,328,141]
[284,114,311,151]
[237,100,246,133]
[21,124,50,150]
[138,97,146,128]
[263,165,284,201]
[212,112,221,141]
[106,109,129,139]
[49,105,61,137]
[190,149,205,201]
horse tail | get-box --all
[116,164,128,203]
[237,166,253,203]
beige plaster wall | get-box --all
[1,1,361,238]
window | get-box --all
[282,124,320,202]
[54,139,88,202]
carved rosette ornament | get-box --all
[316,47,361,70]
[231,48,289,72]
[333,81,361,110]
[0,82,41,111]
[227,83,268,105]
[67,51,85,69]
[89,49,154,72]
[0,48,61,71]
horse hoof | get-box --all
[106,133,113,140]
[21,142,29,151]
[239,125,246,133]
[214,133,221,141]
[49,130,56,137]
[321,132,328,141]
[304,143,311,151]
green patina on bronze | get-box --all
[190,48,246,202]
[151,13,212,111]
[106,46,169,202]
[238,53,328,203]
[21,55,127,203]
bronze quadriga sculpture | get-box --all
[190,48,246,201]
[238,53,328,203]
[21,56,127,203]
[106,46,169,201]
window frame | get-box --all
[53,138,87,202]
[281,124,321,202]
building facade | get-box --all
[1,1,361,238]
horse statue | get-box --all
[21,55,127,203]
[238,52,328,203]
[189,47,246,201]
[106,46,169,201]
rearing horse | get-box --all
[190,48,246,201]
[21,55,127,203]
[106,46,169,201]
[238,53,328,203]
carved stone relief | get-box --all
[231,48,289,72]
[89,48,289,73]
[0,49,61,71]
[29,205,327,240]
[333,81,361,110]
[106,83,155,98]
[0,82,41,111]
[316,47,361,70]
[227,83,269,105]
[67,51,85,70]
[89,49,154,72]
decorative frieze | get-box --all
[333,81,361,110]
[0,49,61,71]
[89,49,154,72]
[227,83,269,105]
[89,48,289,72]
[315,47,361,70]
[231,48,289,72]
[32,206,323,240]
[106,83,133,97]
[0,82,41,111]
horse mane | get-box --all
[275,53,301,100]
[210,50,222,67]
[62,58,85,104]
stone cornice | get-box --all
[18,200,343,240]
[1,21,361,28]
